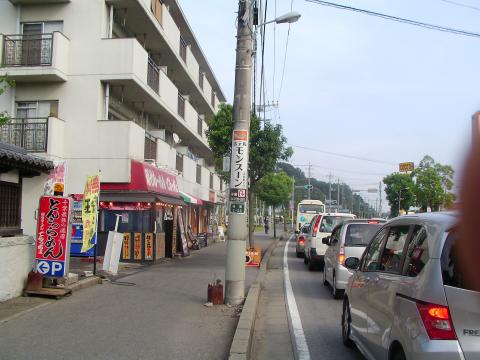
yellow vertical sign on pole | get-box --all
[81,174,100,253]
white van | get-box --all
[304,213,356,270]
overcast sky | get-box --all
[181,0,479,209]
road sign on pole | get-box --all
[399,162,414,173]
[304,184,313,190]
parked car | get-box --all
[342,212,480,360]
[304,213,356,270]
[296,224,310,258]
[323,219,385,299]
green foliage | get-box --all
[413,155,455,211]
[383,173,416,217]
[256,172,293,207]
[205,103,292,187]
[0,75,15,125]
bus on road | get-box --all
[296,199,325,231]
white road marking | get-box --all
[284,235,311,360]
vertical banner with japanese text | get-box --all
[229,130,249,214]
[35,196,71,277]
[81,174,100,253]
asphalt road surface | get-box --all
[285,237,364,360]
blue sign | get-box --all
[36,260,66,277]
[300,216,306,221]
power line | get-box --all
[305,0,480,38]
[290,144,398,165]
[293,164,388,176]
[438,0,480,12]
[277,0,295,100]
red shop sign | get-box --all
[102,160,179,197]
[35,196,71,277]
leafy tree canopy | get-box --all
[383,173,416,217]
[0,75,15,125]
[256,172,293,207]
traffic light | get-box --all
[304,185,313,190]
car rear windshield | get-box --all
[441,232,476,291]
[345,224,382,246]
[319,215,352,233]
[299,204,324,213]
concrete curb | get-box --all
[68,276,102,292]
[228,233,289,360]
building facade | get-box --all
[0,0,226,266]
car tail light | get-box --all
[298,236,305,245]
[312,216,322,237]
[338,246,345,265]
[416,302,457,340]
[367,220,379,224]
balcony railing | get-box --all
[197,116,202,136]
[0,118,48,152]
[147,57,160,93]
[2,34,53,67]
[178,93,185,119]
[179,36,187,63]
[144,132,157,161]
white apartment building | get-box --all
[0,0,227,238]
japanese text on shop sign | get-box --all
[230,130,249,191]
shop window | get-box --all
[100,210,151,233]
[0,181,21,236]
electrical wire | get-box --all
[438,0,480,12]
[277,0,295,101]
[259,0,268,119]
[290,144,398,165]
[293,164,388,176]
[305,0,480,38]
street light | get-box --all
[258,11,302,27]
[225,1,301,305]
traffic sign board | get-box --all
[304,185,313,190]
[230,203,245,214]
[399,162,414,173]
[36,260,65,277]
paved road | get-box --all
[0,234,273,360]
[285,236,364,360]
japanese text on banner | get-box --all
[230,130,249,190]
[81,174,100,253]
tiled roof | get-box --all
[0,142,54,172]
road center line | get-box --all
[284,235,311,360]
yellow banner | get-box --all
[81,174,100,253]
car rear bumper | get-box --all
[335,265,353,290]
[309,248,324,265]
[407,339,465,360]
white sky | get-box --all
[181,0,479,210]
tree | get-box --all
[256,172,293,238]
[383,173,416,217]
[206,103,292,245]
[413,155,455,211]
[0,75,15,124]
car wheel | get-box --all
[323,268,328,286]
[333,273,343,299]
[391,347,406,360]
[342,299,354,348]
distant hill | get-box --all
[277,162,373,216]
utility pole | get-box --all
[328,172,332,212]
[291,177,295,231]
[307,162,311,199]
[337,178,340,212]
[379,181,382,217]
[225,0,252,305]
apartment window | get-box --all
[150,0,163,26]
[209,173,214,190]
[180,36,187,62]
[196,165,202,184]
[176,153,184,173]
[0,181,21,235]
[147,56,160,93]
[199,70,204,90]
[178,93,185,119]
[144,133,157,161]
[16,101,58,118]
[197,116,203,136]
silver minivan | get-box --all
[323,219,384,299]
[342,213,480,360]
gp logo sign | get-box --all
[36,260,65,277]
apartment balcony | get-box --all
[99,37,211,158]
[0,32,69,82]
[0,117,65,157]
[106,0,222,116]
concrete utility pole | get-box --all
[291,177,295,231]
[328,172,332,212]
[307,162,312,199]
[225,0,253,305]
[379,181,382,217]
[337,178,340,211]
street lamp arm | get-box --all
[256,11,301,28]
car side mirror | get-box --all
[322,236,331,245]
[344,257,360,270]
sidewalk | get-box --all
[0,232,275,360]
[250,237,294,360]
